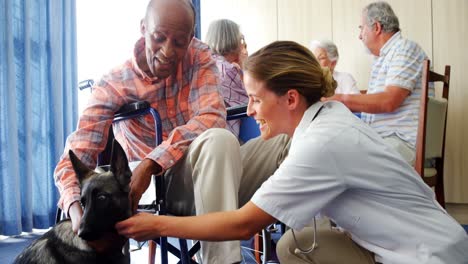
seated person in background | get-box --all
[205,18,249,137]
[205,21,293,205]
[116,40,468,264]
[310,39,360,95]
[323,1,431,165]
[54,0,254,262]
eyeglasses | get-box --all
[240,36,247,49]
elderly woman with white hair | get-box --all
[205,19,249,138]
[310,40,361,95]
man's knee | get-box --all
[199,128,238,144]
[194,128,239,156]
[277,228,375,264]
[277,229,299,261]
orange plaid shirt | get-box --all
[54,38,226,214]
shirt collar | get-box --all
[132,37,160,84]
[293,101,324,139]
[379,31,402,56]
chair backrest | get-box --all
[239,116,260,143]
[226,104,261,144]
[414,59,451,176]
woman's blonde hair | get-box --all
[243,41,336,106]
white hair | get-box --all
[309,40,339,62]
[205,19,242,56]
[363,1,400,33]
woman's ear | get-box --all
[286,89,301,110]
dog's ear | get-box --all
[69,149,93,186]
[109,140,132,191]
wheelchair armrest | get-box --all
[115,101,151,118]
[227,105,248,120]
[78,79,94,91]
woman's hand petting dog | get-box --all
[116,212,163,241]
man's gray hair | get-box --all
[309,40,339,62]
[205,19,242,56]
[363,1,400,33]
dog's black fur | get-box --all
[14,141,132,264]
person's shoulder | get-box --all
[292,106,348,159]
[301,102,352,139]
[394,35,427,57]
[334,71,359,94]
[184,38,215,66]
[211,53,228,65]
[314,102,370,145]
[334,71,356,81]
[99,59,135,87]
[216,55,240,72]
[187,38,212,56]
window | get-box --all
[76,0,147,114]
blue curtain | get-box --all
[193,0,201,39]
[0,0,78,236]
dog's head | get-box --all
[68,140,132,241]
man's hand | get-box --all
[68,201,83,234]
[129,158,162,213]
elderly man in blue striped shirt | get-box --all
[324,1,430,165]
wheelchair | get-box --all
[57,79,282,263]
[112,102,281,264]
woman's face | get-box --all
[312,47,336,72]
[244,72,290,140]
[238,36,248,66]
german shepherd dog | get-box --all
[14,141,132,264]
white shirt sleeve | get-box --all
[334,71,360,95]
[251,131,346,230]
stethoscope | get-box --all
[291,105,324,255]
[292,217,319,254]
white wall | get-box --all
[201,0,468,203]
[76,0,147,114]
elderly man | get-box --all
[54,0,249,262]
[324,1,430,164]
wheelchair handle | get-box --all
[78,79,94,91]
[115,101,151,118]
[227,105,248,120]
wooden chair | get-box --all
[414,59,450,208]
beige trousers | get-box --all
[164,128,291,264]
[277,227,375,264]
